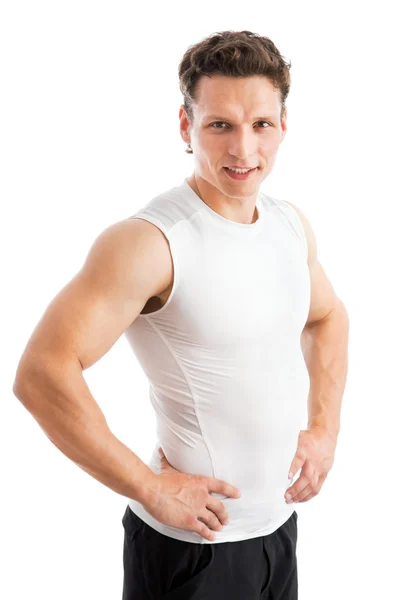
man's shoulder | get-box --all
[93,217,173,299]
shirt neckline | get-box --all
[182,178,265,233]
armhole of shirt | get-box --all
[273,199,309,261]
[128,214,181,318]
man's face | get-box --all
[179,75,287,200]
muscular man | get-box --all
[13,31,349,599]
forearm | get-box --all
[13,357,158,506]
[301,299,349,442]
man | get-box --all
[13,31,349,599]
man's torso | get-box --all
[124,178,310,543]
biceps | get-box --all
[17,269,144,373]
[306,260,338,326]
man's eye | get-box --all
[257,120,271,128]
[210,121,270,129]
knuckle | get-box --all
[197,475,207,487]
[187,516,198,529]
[194,523,204,534]
[212,516,222,530]
[201,524,212,538]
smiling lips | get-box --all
[226,166,258,169]
[223,166,258,180]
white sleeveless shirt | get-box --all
[124,178,311,544]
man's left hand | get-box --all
[285,426,337,504]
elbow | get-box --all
[13,355,56,410]
[12,377,24,399]
[13,359,30,399]
[13,365,38,408]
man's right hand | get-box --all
[143,447,241,541]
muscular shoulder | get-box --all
[85,216,173,300]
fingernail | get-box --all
[286,494,293,503]
[288,472,293,479]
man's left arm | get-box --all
[283,201,350,504]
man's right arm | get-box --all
[12,217,173,505]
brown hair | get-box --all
[178,30,292,153]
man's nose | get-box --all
[228,129,258,161]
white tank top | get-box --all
[124,178,311,544]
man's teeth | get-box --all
[226,167,254,173]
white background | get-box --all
[2,1,399,598]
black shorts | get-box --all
[121,505,298,599]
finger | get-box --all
[297,492,314,503]
[285,462,317,501]
[317,472,328,491]
[285,474,310,502]
[208,477,241,499]
[157,447,178,471]
[296,471,327,503]
[206,497,229,525]
[192,518,216,541]
[291,469,319,502]
[198,508,224,532]
[288,453,306,480]
[291,484,313,502]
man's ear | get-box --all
[280,106,288,142]
[179,104,191,145]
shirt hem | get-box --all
[126,498,296,544]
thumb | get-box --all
[158,446,167,465]
[158,446,178,473]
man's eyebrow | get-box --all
[204,114,276,121]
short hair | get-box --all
[178,30,292,153]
